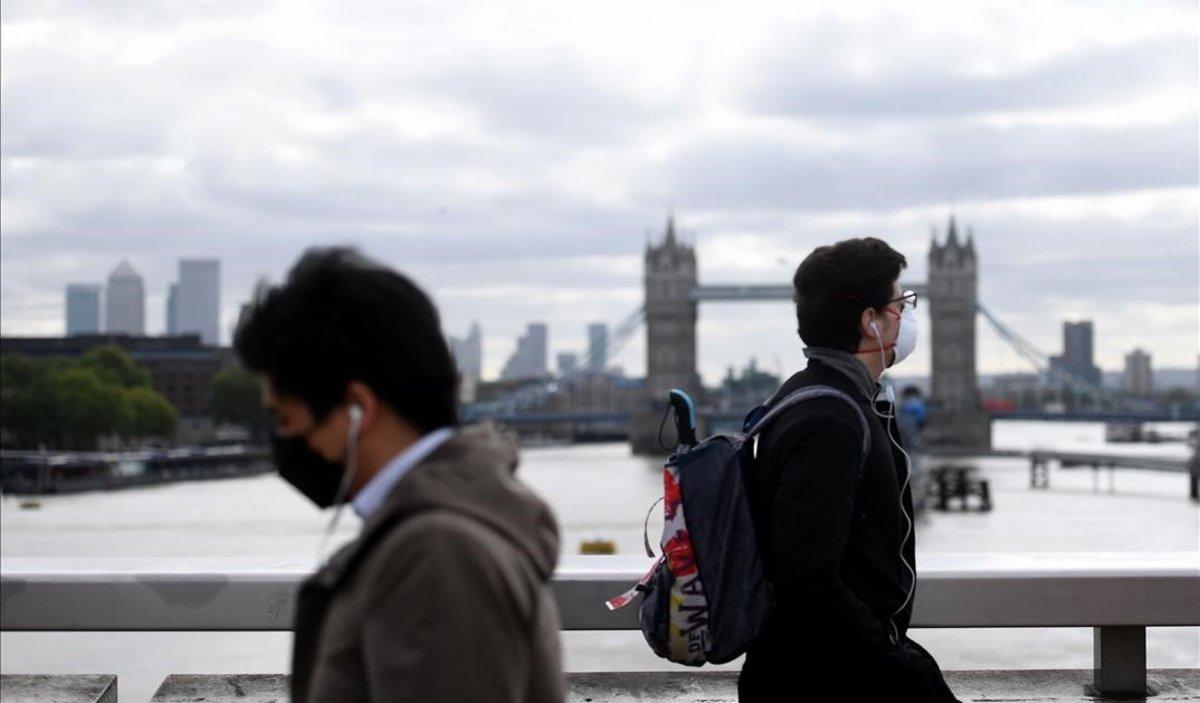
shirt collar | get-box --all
[802,346,880,401]
[351,427,454,520]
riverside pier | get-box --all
[0,447,272,495]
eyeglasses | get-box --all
[888,290,918,311]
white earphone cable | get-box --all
[317,406,363,562]
[872,319,916,645]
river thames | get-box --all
[2,420,1197,701]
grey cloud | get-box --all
[969,216,1199,316]
[4,152,662,266]
[746,32,1198,118]
[0,0,270,27]
[422,53,684,144]
[0,57,175,160]
[687,209,1199,311]
[656,118,1199,212]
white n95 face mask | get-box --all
[890,306,918,367]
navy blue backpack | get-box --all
[607,386,871,665]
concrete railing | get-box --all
[3,552,1198,696]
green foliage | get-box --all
[51,367,126,448]
[1,354,59,447]
[1,349,177,450]
[211,366,269,441]
[123,386,178,439]
[79,345,152,388]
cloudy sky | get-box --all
[2,0,1197,383]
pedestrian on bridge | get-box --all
[898,385,930,514]
[739,237,959,702]
[234,247,565,703]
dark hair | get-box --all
[234,247,458,432]
[793,237,907,353]
[902,385,922,398]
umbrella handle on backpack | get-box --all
[668,389,698,448]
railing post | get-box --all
[1093,625,1146,696]
[1189,453,1198,502]
[1029,456,1049,489]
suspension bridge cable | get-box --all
[975,302,1124,409]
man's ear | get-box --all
[344,381,379,429]
[859,307,880,342]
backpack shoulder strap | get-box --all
[746,385,871,476]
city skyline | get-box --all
[33,230,1198,386]
[169,258,221,346]
[61,257,223,345]
[2,1,1196,383]
[31,243,1200,385]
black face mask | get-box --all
[271,434,344,509]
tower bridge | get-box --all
[632,216,988,453]
[465,216,1163,450]
[691,283,929,302]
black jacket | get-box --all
[739,356,958,702]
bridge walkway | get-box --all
[145,669,1200,702]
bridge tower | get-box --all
[631,217,701,454]
[926,217,992,451]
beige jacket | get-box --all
[291,424,565,702]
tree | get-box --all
[79,345,152,388]
[1,350,178,450]
[124,386,179,440]
[1,354,58,448]
[212,366,270,442]
[49,367,127,449]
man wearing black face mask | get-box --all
[234,247,565,703]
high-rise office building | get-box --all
[500,323,548,381]
[1049,320,1101,387]
[65,284,102,335]
[166,284,179,336]
[587,322,607,372]
[450,322,483,378]
[1063,322,1095,375]
[1122,349,1152,396]
[449,322,484,403]
[173,259,221,345]
[557,352,578,376]
[105,260,145,335]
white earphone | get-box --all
[319,403,366,562]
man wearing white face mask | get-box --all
[739,238,959,702]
